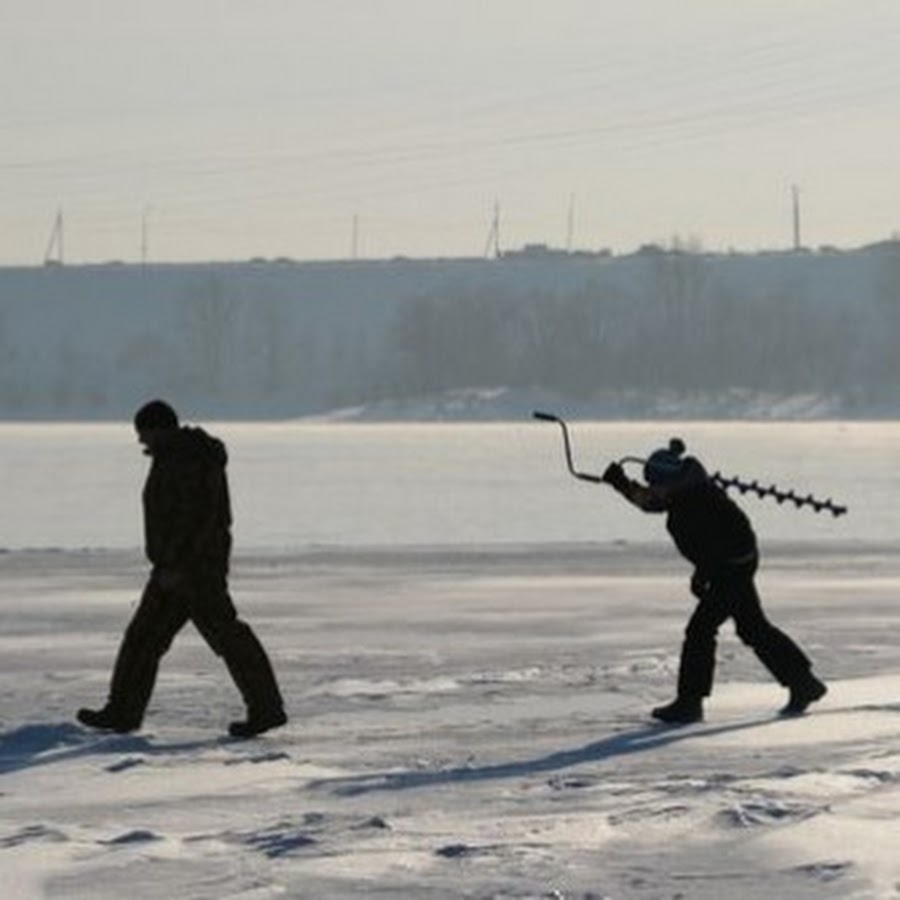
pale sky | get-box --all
[1,0,899,265]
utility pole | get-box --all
[565,193,575,253]
[791,184,802,251]
[43,209,64,266]
[351,213,359,260]
[141,206,150,267]
[484,200,501,259]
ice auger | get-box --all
[533,411,847,517]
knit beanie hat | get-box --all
[644,437,688,486]
[134,399,179,432]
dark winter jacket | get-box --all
[143,426,232,574]
[664,479,757,574]
[612,460,757,575]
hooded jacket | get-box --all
[143,426,232,574]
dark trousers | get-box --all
[677,560,812,699]
[104,570,284,726]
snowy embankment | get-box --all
[316,387,847,423]
[2,543,898,899]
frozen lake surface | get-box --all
[2,422,899,898]
[0,420,889,550]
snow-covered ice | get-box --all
[1,422,898,898]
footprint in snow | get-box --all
[0,824,68,848]
[435,842,499,859]
[547,773,602,791]
[225,812,387,858]
[243,827,317,858]
[224,750,291,766]
[99,829,161,846]
[353,815,390,830]
[719,797,819,828]
[105,756,146,773]
[793,860,853,883]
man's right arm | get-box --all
[148,458,209,571]
[602,463,667,512]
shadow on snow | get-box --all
[4,704,896,781]
[310,710,880,797]
[0,721,223,775]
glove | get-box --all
[690,570,711,599]
[602,462,629,491]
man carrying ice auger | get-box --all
[77,400,287,738]
[602,438,827,725]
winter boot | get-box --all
[780,674,827,716]
[651,696,704,725]
[228,708,287,739]
[76,706,141,734]
[220,622,286,738]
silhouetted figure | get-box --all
[77,400,286,738]
[602,438,826,724]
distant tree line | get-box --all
[366,247,900,413]
[2,248,900,418]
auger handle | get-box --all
[533,411,603,484]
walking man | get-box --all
[78,400,287,738]
[602,438,827,724]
